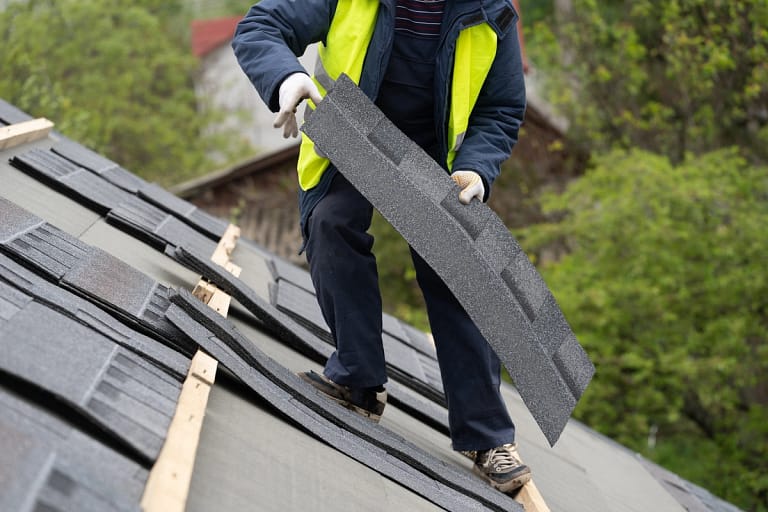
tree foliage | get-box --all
[530,0,768,164]
[521,148,768,510]
[0,0,247,185]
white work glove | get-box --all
[451,170,485,204]
[273,72,323,138]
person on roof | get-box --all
[233,0,529,494]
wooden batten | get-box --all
[0,118,54,150]
[142,224,242,511]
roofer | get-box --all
[232,0,529,494]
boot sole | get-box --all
[472,465,532,494]
[298,372,382,423]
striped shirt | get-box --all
[394,0,446,38]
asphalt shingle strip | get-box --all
[52,139,228,239]
[137,182,229,239]
[0,198,193,353]
[173,245,338,359]
[12,148,219,259]
[0,388,147,512]
[302,74,595,446]
[0,295,181,463]
[52,138,146,193]
[59,248,192,354]
[266,256,316,293]
[0,252,188,380]
[166,289,523,512]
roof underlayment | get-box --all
[0,97,743,512]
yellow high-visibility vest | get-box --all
[297,0,498,191]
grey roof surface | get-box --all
[0,99,744,512]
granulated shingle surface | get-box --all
[0,388,148,512]
[138,183,228,240]
[0,253,188,380]
[301,74,595,445]
[0,300,180,462]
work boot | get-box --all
[298,370,386,422]
[472,443,532,494]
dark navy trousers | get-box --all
[304,173,515,451]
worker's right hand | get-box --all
[273,72,322,138]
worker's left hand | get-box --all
[451,170,485,204]
[274,72,323,138]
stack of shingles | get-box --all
[302,75,595,446]
[0,199,189,511]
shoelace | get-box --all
[485,444,523,473]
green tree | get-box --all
[0,0,246,185]
[521,148,768,510]
[530,0,768,163]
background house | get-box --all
[191,16,319,158]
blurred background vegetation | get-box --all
[1,0,766,510]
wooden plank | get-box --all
[0,118,54,150]
[511,444,551,512]
[142,224,243,511]
[192,280,238,318]
[516,480,551,512]
[210,223,240,267]
[140,350,217,512]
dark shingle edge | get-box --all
[270,278,446,403]
[12,146,227,247]
[0,294,179,464]
[166,289,523,512]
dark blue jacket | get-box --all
[232,0,526,236]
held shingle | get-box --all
[301,74,595,445]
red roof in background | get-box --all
[191,17,242,58]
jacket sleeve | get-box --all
[451,21,526,200]
[232,0,336,112]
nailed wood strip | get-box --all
[516,480,550,512]
[192,281,238,318]
[511,444,551,512]
[142,223,241,512]
[0,118,54,150]
[140,350,218,512]
[210,223,240,267]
